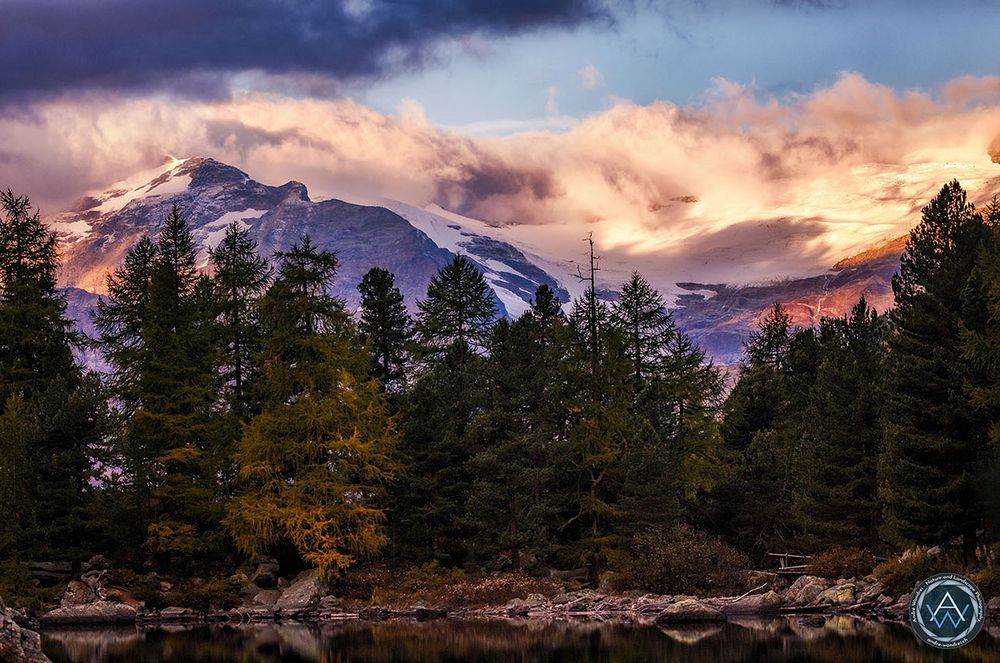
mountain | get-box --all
[50,156,916,368]
[671,236,904,365]
[53,157,573,320]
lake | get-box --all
[41,616,1000,662]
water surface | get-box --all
[41,616,1000,662]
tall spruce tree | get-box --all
[415,255,496,363]
[94,206,223,563]
[963,198,1000,540]
[226,238,396,577]
[0,191,101,565]
[794,297,885,551]
[209,222,270,419]
[880,181,989,562]
[357,267,412,392]
[392,256,496,564]
[611,272,677,386]
[463,285,570,569]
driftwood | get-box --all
[724,583,768,603]
[549,568,589,581]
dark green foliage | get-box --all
[795,298,885,551]
[357,267,412,392]
[880,181,989,555]
[874,550,964,597]
[463,286,570,569]
[209,222,270,419]
[416,254,497,363]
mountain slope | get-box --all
[54,157,571,319]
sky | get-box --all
[2,0,999,290]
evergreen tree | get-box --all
[415,255,496,363]
[961,198,1000,541]
[391,256,497,564]
[880,181,989,561]
[795,298,885,550]
[463,285,570,569]
[0,190,76,402]
[226,238,396,577]
[209,222,270,419]
[357,267,412,392]
[611,272,677,386]
[0,191,100,566]
[94,206,223,563]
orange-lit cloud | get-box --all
[1,73,998,294]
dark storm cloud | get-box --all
[0,0,617,99]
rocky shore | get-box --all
[31,570,976,628]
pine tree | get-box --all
[795,297,885,550]
[0,191,100,565]
[0,190,76,401]
[357,267,412,392]
[94,206,223,563]
[463,285,570,569]
[960,198,1000,541]
[611,272,677,386]
[226,238,396,577]
[881,181,989,561]
[209,222,270,419]
[415,255,496,363]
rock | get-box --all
[159,581,173,592]
[748,570,790,592]
[505,595,547,615]
[274,570,327,615]
[856,581,885,603]
[784,575,831,606]
[987,597,1000,613]
[252,589,283,607]
[61,580,97,608]
[40,600,137,626]
[814,583,856,607]
[721,590,784,614]
[27,562,73,586]
[251,557,281,589]
[656,599,726,623]
[0,601,49,663]
[159,606,199,622]
[81,555,112,573]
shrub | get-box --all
[0,560,60,613]
[874,549,963,597]
[808,546,875,580]
[369,563,558,609]
[163,578,242,612]
[971,566,1000,598]
[620,524,751,596]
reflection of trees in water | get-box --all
[41,618,1000,663]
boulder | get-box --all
[856,581,885,603]
[814,583,856,607]
[784,576,831,606]
[0,602,49,663]
[252,589,283,607]
[61,580,97,608]
[274,570,327,616]
[656,599,726,623]
[251,557,281,589]
[40,600,137,626]
[720,590,784,615]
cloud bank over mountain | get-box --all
[2,73,998,290]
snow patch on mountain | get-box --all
[194,208,270,264]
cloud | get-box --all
[578,64,604,90]
[1,0,617,100]
[1,73,998,295]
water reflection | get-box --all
[41,616,1000,663]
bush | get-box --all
[0,560,60,613]
[971,566,1000,598]
[874,549,963,597]
[369,562,558,609]
[620,524,751,596]
[163,578,242,612]
[808,546,874,580]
